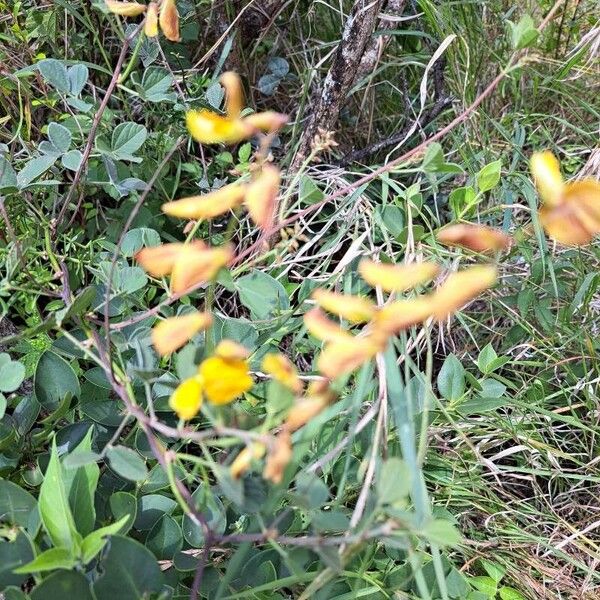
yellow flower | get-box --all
[316,334,383,379]
[531,151,600,245]
[186,72,287,145]
[311,289,375,324]
[144,2,159,37]
[199,342,253,405]
[162,182,246,220]
[136,242,189,278]
[263,429,292,484]
[170,244,233,294]
[431,265,497,320]
[229,442,266,479]
[303,308,354,343]
[245,165,280,230]
[262,353,303,394]
[105,0,147,16]
[372,298,434,336]
[437,223,512,253]
[359,260,439,292]
[159,0,180,42]
[151,312,212,356]
[169,376,203,420]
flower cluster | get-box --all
[106,0,180,42]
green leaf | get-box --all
[34,351,80,409]
[299,175,325,205]
[421,518,462,547]
[140,67,176,103]
[109,491,137,534]
[0,156,18,190]
[236,270,290,320]
[146,514,183,560]
[0,393,5,419]
[471,575,498,596]
[17,153,57,188]
[295,472,329,509]
[121,227,161,257]
[61,149,83,171]
[37,59,70,92]
[0,532,35,589]
[47,122,72,153]
[448,185,476,218]
[30,570,94,600]
[81,515,130,564]
[38,440,80,551]
[477,160,502,193]
[0,352,26,392]
[508,15,539,50]
[182,485,226,547]
[13,547,76,574]
[0,478,37,527]
[476,343,498,374]
[499,587,526,600]
[437,354,465,401]
[107,445,148,481]
[93,535,164,600]
[481,558,506,582]
[68,64,88,96]
[110,122,147,162]
[377,458,410,505]
[116,265,148,294]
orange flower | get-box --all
[531,151,600,245]
[303,308,353,343]
[186,72,287,145]
[372,298,434,335]
[170,244,233,294]
[437,223,511,253]
[245,165,280,230]
[144,2,159,36]
[158,0,180,41]
[162,182,246,220]
[230,442,266,479]
[151,312,213,356]
[136,242,194,278]
[431,265,497,320]
[262,353,303,394]
[105,0,147,16]
[359,260,439,292]
[312,289,375,324]
[316,335,383,379]
[263,429,292,484]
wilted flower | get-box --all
[151,311,212,356]
[531,151,600,246]
[316,334,383,379]
[303,308,353,343]
[437,223,511,253]
[311,289,375,324]
[359,260,439,292]
[229,442,266,479]
[170,244,233,294]
[372,298,434,336]
[284,382,336,431]
[144,2,159,36]
[199,340,253,405]
[245,164,280,230]
[105,0,179,41]
[169,376,203,420]
[186,72,287,145]
[158,0,179,41]
[105,0,146,16]
[262,353,303,394]
[162,182,246,220]
[136,242,191,277]
[431,265,497,320]
[263,429,292,484]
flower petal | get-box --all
[372,298,434,335]
[437,223,512,253]
[263,429,292,484]
[170,244,233,294]
[303,308,353,343]
[199,355,253,405]
[220,71,244,118]
[135,242,196,277]
[215,340,250,360]
[316,335,382,379]
[230,443,266,479]
[311,289,375,323]
[245,165,280,230]
[431,265,497,320]
[530,151,564,208]
[151,311,212,356]
[159,0,180,41]
[243,111,289,133]
[262,353,302,394]
[162,183,246,220]
[144,2,159,36]
[284,396,329,432]
[359,260,439,292]
[169,376,203,420]
[186,110,252,145]
[105,0,147,16]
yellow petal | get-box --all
[372,298,434,335]
[162,183,246,220]
[284,396,329,432]
[144,2,159,36]
[215,340,250,360]
[243,111,289,133]
[169,376,203,420]
[316,335,382,379]
[530,151,565,208]
[199,355,253,405]
[359,260,439,292]
[170,244,233,294]
[105,0,147,16]
[151,312,212,356]
[263,429,292,484]
[186,110,252,145]
[303,308,353,343]
[262,353,302,394]
[437,223,512,253]
[245,165,280,230]
[159,0,180,41]
[230,442,266,479]
[432,265,497,320]
[311,289,375,324]
[135,242,197,277]
[220,71,243,118]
